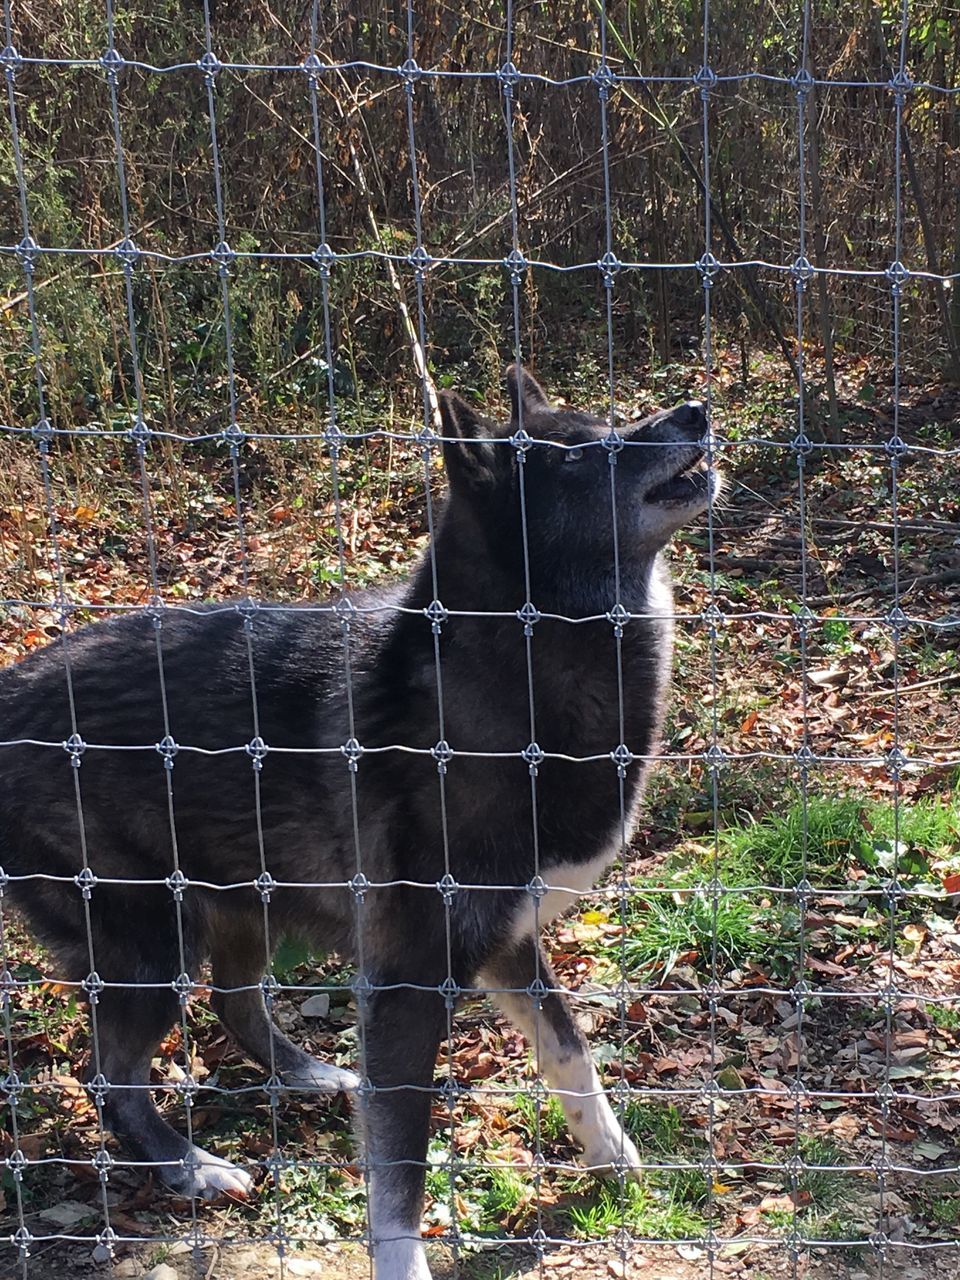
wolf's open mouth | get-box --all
[645,453,710,505]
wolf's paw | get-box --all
[581,1130,643,1181]
[284,1059,359,1095]
[167,1146,255,1200]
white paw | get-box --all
[581,1129,643,1181]
[285,1060,359,1095]
[181,1145,255,1200]
[374,1233,432,1280]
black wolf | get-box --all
[0,368,717,1280]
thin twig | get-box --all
[857,671,960,699]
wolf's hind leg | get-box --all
[210,919,358,1095]
[95,985,253,1199]
[481,934,640,1176]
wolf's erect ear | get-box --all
[438,390,502,491]
[506,364,550,421]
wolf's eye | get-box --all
[564,447,585,463]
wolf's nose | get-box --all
[672,400,706,428]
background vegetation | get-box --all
[2,2,960,1278]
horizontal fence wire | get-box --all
[2,0,960,1276]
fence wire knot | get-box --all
[246,736,269,770]
[497,61,521,94]
[793,604,816,636]
[869,1231,890,1258]
[100,46,124,82]
[696,251,720,286]
[606,602,631,634]
[302,52,323,83]
[416,425,439,454]
[398,57,422,88]
[438,976,460,1007]
[407,244,432,277]
[0,43,21,77]
[597,250,622,288]
[885,260,910,294]
[517,601,540,633]
[887,69,914,102]
[439,1075,464,1108]
[15,234,38,271]
[693,64,718,96]
[255,870,276,902]
[64,732,87,766]
[790,255,815,289]
[198,50,221,83]
[334,592,355,624]
[341,737,364,770]
[172,971,195,1003]
[793,877,813,906]
[174,1074,200,1107]
[886,745,908,777]
[611,743,633,777]
[211,239,235,270]
[884,434,909,460]
[6,1146,28,1177]
[349,872,370,901]
[790,66,814,96]
[2,1070,22,1100]
[221,422,245,455]
[74,866,97,898]
[592,62,617,100]
[436,871,458,902]
[525,875,547,902]
[312,242,336,278]
[156,734,179,769]
[166,869,189,900]
[522,742,545,772]
[94,1226,118,1259]
[885,605,908,633]
[701,601,725,631]
[503,247,528,285]
[526,976,548,1002]
[128,416,151,450]
[424,598,448,630]
[114,237,140,268]
[431,740,453,771]
[30,417,53,451]
[875,1080,897,1109]
[82,970,104,999]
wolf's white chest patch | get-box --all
[508,846,619,944]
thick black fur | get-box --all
[0,368,714,1269]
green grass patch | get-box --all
[604,790,960,977]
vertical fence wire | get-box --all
[500,6,549,1274]
[788,0,814,1272]
[198,0,286,1265]
[878,1,911,1274]
[399,2,462,1264]
[102,7,212,1264]
[4,0,960,1275]
[304,12,373,1278]
[594,4,632,1272]
[2,0,117,1269]
[696,0,722,1274]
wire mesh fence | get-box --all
[1,1,960,1278]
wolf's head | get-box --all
[437,367,720,604]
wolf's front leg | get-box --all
[482,934,640,1176]
[361,981,447,1280]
